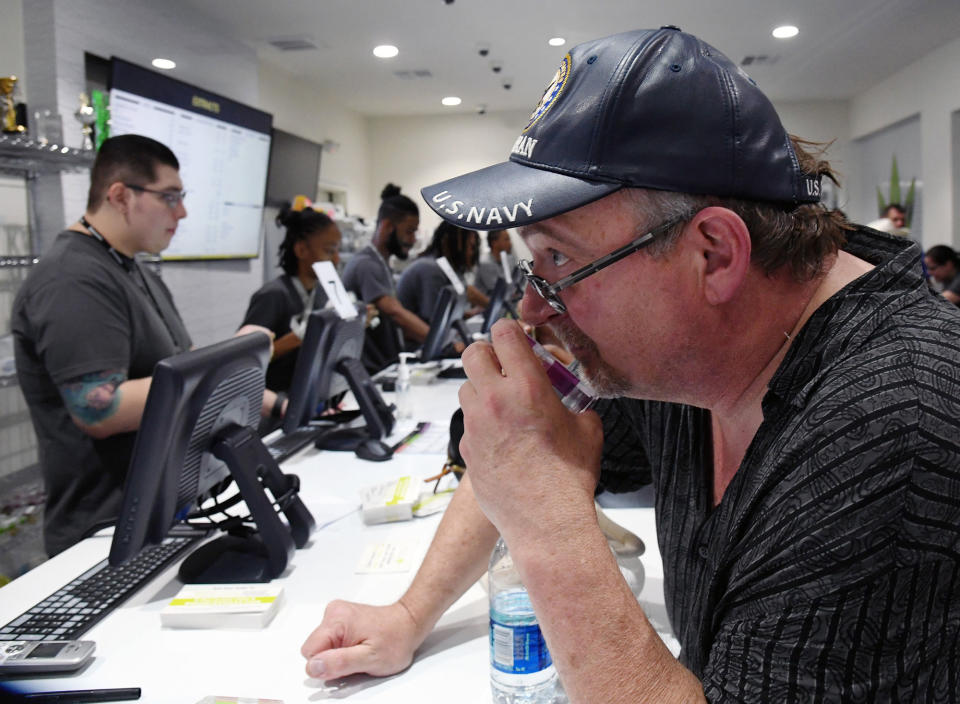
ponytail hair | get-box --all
[276,200,335,276]
[377,182,419,225]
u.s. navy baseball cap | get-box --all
[422,26,822,230]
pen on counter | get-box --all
[22,687,141,703]
[391,421,428,453]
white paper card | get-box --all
[355,541,419,573]
[435,256,466,295]
[313,261,358,319]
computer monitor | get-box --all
[481,277,508,336]
[420,285,468,362]
[285,308,396,458]
[109,333,315,583]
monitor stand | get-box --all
[177,424,317,584]
[313,357,397,464]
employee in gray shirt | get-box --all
[342,184,430,370]
[475,228,516,296]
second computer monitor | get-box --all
[420,285,466,362]
[283,308,394,440]
[283,308,353,434]
[481,277,508,336]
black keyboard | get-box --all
[265,425,328,463]
[0,535,202,642]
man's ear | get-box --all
[105,182,131,214]
[375,218,393,239]
[689,207,751,305]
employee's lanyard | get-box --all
[289,275,313,310]
[80,216,131,270]
[78,216,185,352]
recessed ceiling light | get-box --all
[373,44,399,58]
[151,58,176,70]
[548,37,566,47]
[441,96,462,106]
[772,25,799,39]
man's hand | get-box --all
[301,600,422,681]
[457,318,603,535]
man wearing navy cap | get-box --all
[302,28,960,701]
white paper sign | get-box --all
[500,250,513,284]
[435,256,466,295]
[313,261,358,320]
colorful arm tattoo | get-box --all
[59,369,127,426]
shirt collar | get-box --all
[765,226,925,411]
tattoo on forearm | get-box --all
[59,369,127,426]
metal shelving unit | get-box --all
[0,134,95,239]
[0,136,95,572]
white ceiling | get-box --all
[170,0,960,117]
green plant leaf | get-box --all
[877,187,886,216]
[905,178,916,228]
[890,156,901,204]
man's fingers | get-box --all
[460,339,503,387]
[301,622,342,659]
[305,642,380,681]
[487,318,550,387]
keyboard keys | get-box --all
[0,535,201,641]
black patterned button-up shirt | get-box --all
[595,226,960,702]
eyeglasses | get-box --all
[125,184,187,209]
[519,217,682,314]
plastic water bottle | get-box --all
[488,538,567,704]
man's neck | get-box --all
[295,267,316,292]
[709,250,875,504]
[77,213,137,258]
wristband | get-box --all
[271,391,287,419]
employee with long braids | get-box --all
[240,197,342,393]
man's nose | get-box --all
[519,284,559,327]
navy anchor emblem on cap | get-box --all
[523,54,571,133]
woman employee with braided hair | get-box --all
[240,197,342,394]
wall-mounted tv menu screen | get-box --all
[109,57,272,260]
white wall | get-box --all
[256,61,371,219]
[366,109,529,239]
[849,35,960,248]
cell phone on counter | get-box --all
[0,640,95,675]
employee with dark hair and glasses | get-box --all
[12,134,278,557]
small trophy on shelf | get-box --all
[74,92,96,150]
[2,75,26,134]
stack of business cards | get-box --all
[161,583,284,629]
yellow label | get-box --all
[191,95,220,113]
[169,596,276,606]
[386,476,411,505]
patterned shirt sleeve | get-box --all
[594,397,652,494]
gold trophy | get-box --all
[1,76,25,133]
[74,92,96,150]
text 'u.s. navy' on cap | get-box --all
[422,26,822,231]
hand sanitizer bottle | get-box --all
[395,353,415,421]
